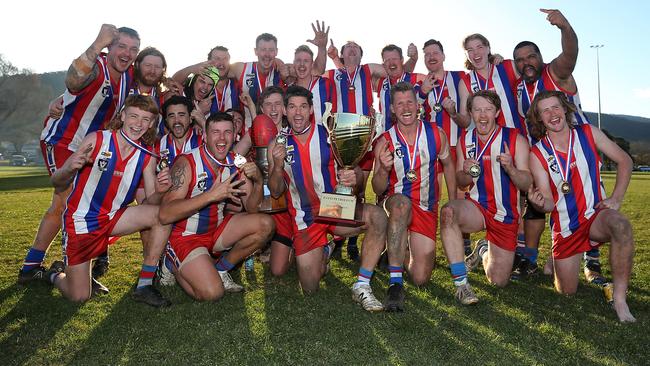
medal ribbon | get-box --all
[101,55,128,118]
[431,72,448,107]
[545,129,574,185]
[119,129,160,158]
[395,122,422,175]
[203,144,235,167]
[345,65,359,90]
[255,64,275,93]
[472,64,495,91]
[471,125,500,162]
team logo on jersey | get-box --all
[547,156,560,175]
[197,172,208,191]
[97,151,112,172]
[285,145,295,164]
[394,142,404,158]
[382,81,389,91]
[467,143,476,159]
[335,73,343,82]
[245,74,255,89]
[471,82,480,93]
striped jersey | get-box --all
[327,64,374,115]
[377,72,419,131]
[156,129,203,166]
[417,70,465,146]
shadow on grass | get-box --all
[0,283,79,365]
[0,174,52,192]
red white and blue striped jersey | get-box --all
[517,64,590,126]
[63,130,150,235]
[531,125,605,238]
[417,71,465,146]
[238,62,283,130]
[308,76,335,125]
[155,129,203,166]
[377,72,419,131]
[41,54,133,152]
[462,60,525,138]
[171,147,239,238]
[282,124,338,231]
[210,78,240,114]
[381,121,443,210]
[459,126,521,224]
[327,64,374,115]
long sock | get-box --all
[523,247,538,264]
[584,248,600,262]
[463,238,472,254]
[215,256,235,272]
[356,267,373,285]
[388,265,403,285]
[515,234,526,256]
[478,243,489,259]
[22,248,46,273]
[450,262,468,286]
[97,249,109,262]
[347,236,358,247]
[137,264,157,288]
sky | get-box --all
[1,0,648,118]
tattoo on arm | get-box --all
[66,63,99,92]
[170,164,186,192]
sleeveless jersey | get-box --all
[239,62,283,130]
[156,129,203,165]
[417,70,465,146]
[41,54,132,152]
[327,64,374,115]
[210,78,240,114]
[377,72,419,131]
[308,76,334,125]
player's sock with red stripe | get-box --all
[450,262,468,286]
[215,256,235,272]
[356,268,373,285]
[388,265,403,285]
[136,265,157,288]
[21,248,45,273]
[515,233,526,256]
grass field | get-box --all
[1,167,648,365]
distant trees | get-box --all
[0,54,56,153]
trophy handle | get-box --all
[323,102,334,136]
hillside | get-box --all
[586,112,650,142]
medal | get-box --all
[396,122,422,184]
[348,85,355,91]
[156,157,169,173]
[234,154,247,168]
[560,181,571,194]
[431,73,447,114]
[406,169,418,182]
[545,130,575,195]
[345,65,359,92]
[469,164,481,178]
[275,134,287,145]
[468,126,500,178]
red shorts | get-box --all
[40,140,73,176]
[552,211,602,259]
[169,215,233,266]
[63,208,126,266]
[469,199,518,251]
[271,211,293,246]
[292,222,335,256]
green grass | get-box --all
[0,167,648,365]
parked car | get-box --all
[11,155,27,166]
[637,165,650,172]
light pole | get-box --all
[590,44,604,129]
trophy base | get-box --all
[258,194,287,213]
[315,192,364,227]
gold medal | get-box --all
[406,169,418,182]
[469,164,481,178]
[234,154,247,168]
[348,85,355,91]
[560,181,571,194]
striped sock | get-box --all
[523,247,538,264]
[136,264,157,288]
[478,243,489,259]
[450,262,468,286]
[356,267,373,285]
[215,256,235,272]
[388,265,403,285]
[516,234,526,255]
[21,248,46,273]
[584,248,600,262]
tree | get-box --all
[0,54,56,153]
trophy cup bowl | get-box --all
[251,115,287,213]
[316,103,375,225]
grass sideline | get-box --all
[0,167,648,365]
